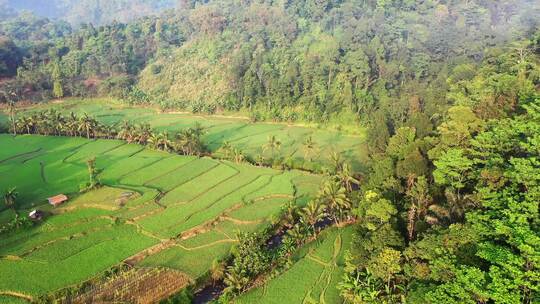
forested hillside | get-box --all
[1,1,538,123]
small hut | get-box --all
[29,210,44,221]
[48,194,68,207]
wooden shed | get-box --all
[48,194,68,207]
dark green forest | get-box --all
[1,0,539,303]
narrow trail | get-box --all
[0,291,32,302]
[176,239,238,251]
[124,239,177,266]
[218,216,262,225]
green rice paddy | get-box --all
[0,99,363,303]
[5,98,369,172]
[0,134,321,301]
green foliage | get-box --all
[345,35,540,303]
[4,0,537,126]
[0,36,21,77]
[433,148,474,190]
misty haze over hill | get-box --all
[2,0,177,25]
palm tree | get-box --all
[3,187,18,211]
[301,200,326,231]
[319,179,350,224]
[219,141,233,159]
[425,204,451,226]
[66,112,79,136]
[330,151,343,174]
[255,154,265,167]
[223,267,249,295]
[191,122,205,138]
[147,132,161,150]
[26,115,38,134]
[443,188,477,222]
[117,120,134,142]
[286,224,306,245]
[148,132,172,151]
[337,163,359,192]
[160,131,173,151]
[233,148,245,164]
[15,117,26,134]
[78,113,96,139]
[263,135,281,159]
[135,123,152,145]
[303,136,317,162]
[175,129,195,155]
[7,100,17,136]
[280,202,299,229]
[48,109,64,136]
[210,259,225,285]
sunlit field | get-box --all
[0,134,320,301]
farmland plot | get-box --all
[9,98,368,172]
[0,134,321,301]
[234,227,355,304]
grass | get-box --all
[0,134,321,300]
[146,158,219,191]
[234,227,354,304]
[229,197,291,222]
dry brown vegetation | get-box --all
[70,267,192,304]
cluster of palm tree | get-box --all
[280,172,358,247]
[12,110,114,139]
[12,111,207,156]
[218,141,246,164]
[0,187,31,234]
[262,135,281,160]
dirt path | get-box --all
[176,239,238,251]
[0,291,33,302]
[124,240,177,266]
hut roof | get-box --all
[48,194,68,206]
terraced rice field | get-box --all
[234,227,354,304]
[5,98,369,172]
[0,134,321,302]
